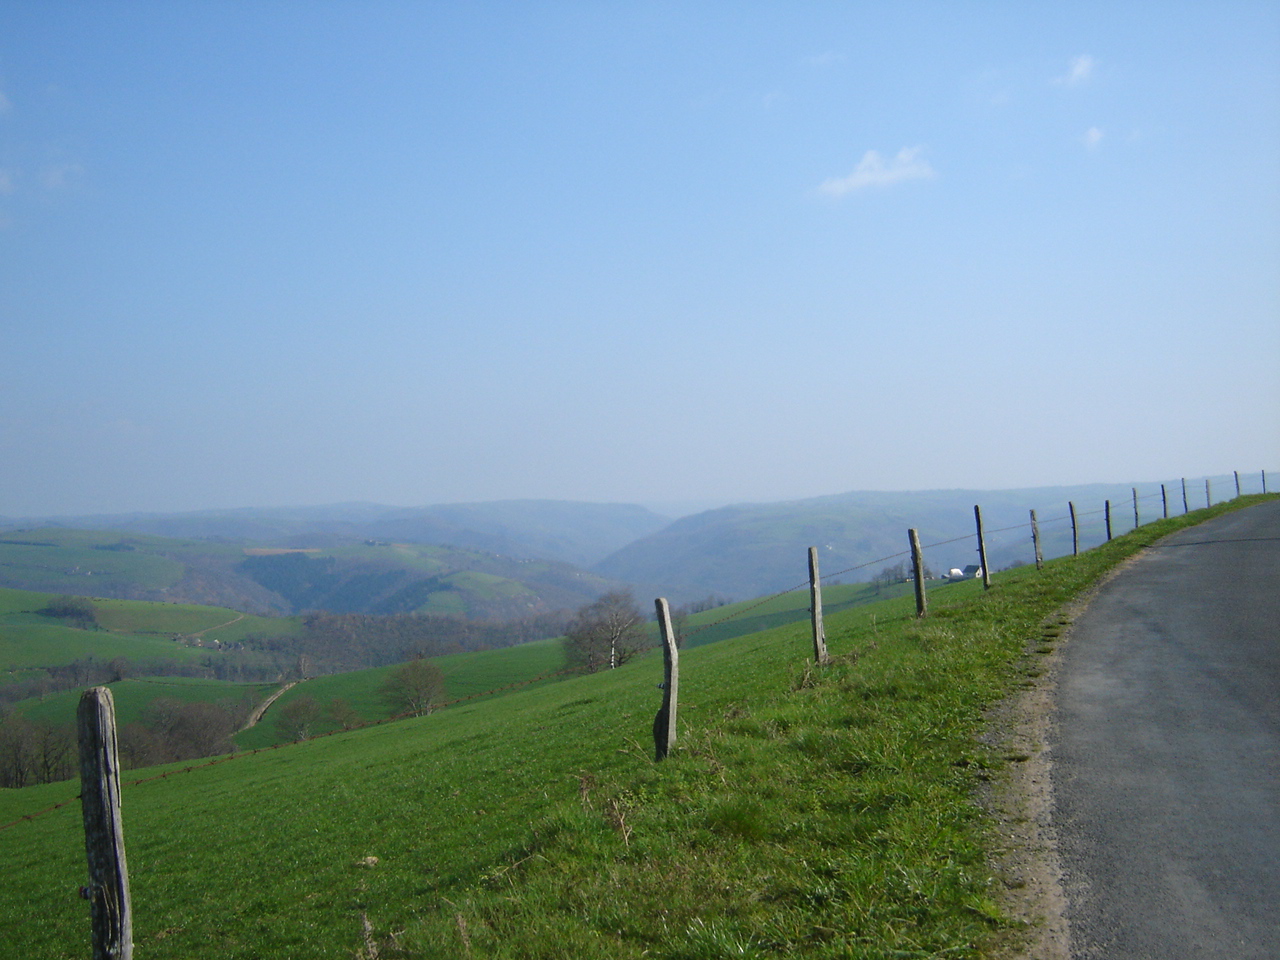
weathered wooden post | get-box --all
[1264,470,1269,494]
[1105,500,1113,541]
[908,529,927,618]
[807,547,829,665]
[1234,471,1241,498]
[1162,484,1169,519]
[77,686,133,960]
[1132,488,1140,530]
[1030,509,1043,571]
[1069,501,1079,555]
[1205,478,1212,508]
[653,598,679,761]
[973,505,991,589]
[1182,478,1189,514]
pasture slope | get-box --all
[0,495,1270,960]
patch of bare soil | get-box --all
[980,558,1146,959]
[981,623,1071,960]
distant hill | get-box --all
[0,527,625,618]
[592,481,1196,603]
[15,500,670,568]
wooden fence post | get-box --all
[1182,478,1189,514]
[1205,478,1212,508]
[1069,501,1079,556]
[1235,471,1241,498]
[1264,470,1269,494]
[1132,487,1140,530]
[1105,500,1113,541]
[908,529,927,619]
[1030,509,1043,570]
[973,505,991,589]
[653,599,679,761]
[77,686,133,960]
[807,547,829,665]
[1162,484,1169,519]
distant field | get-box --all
[14,677,277,730]
[0,588,299,676]
[233,637,569,749]
[0,529,188,593]
[0,496,1268,960]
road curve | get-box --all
[1053,499,1280,959]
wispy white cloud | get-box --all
[819,147,936,196]
[1083,127,1104,149]
[805,51,843,69]
[1055,54,1096,87]
[40,162,84,190]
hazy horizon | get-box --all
[3,4,1277,518]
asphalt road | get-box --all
[1053,499,1280,960]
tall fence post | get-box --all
[1162,484,1169,519]
[1205,478,1212,508]
[1182,478,1189,514]
[908,529,927,619]
[1132,487,1140,530]
[1235,471,1241,498]
[1069,501,1079,555]
[974,505,991,589]
[807,547,829,665]
[653,599,679,761]
[1105,500,1113,541]
[77,686,133,960]
[1030,509,1043,570]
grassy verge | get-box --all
[0,495,1269,959]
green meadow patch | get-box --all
[0,497,1270,959]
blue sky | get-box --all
[2,2,1277,517]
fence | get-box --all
[1,469,1272,957]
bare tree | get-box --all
[275,695,321,741]
[380,658,446,717]
[564,591,651,672]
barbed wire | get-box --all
[3,473,1266,834]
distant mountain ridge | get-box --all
[9,499,670,569]
[590,481,1227,603]
[3,478,1252,611]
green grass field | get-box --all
[14,677,277,730]
[0,496,1269,959]
[0,588,300,677]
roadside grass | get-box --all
[0,496,1269,960]
[676,580,921,648]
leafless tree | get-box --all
[564,591,651,672]
[380,658,446,717]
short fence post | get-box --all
[1030,509,1043,571]
[77,686,133,960]
[1162,484,1169,519]
[974,505,991,589]
[1105,500,1113,541]
[1235,471,1241,498]
[653,599,679,761]
[807,547,829,665]
[1205,478,1212,508]
[1182,478,1189,514]
[908,529,927,618]
[1132,488,1140,530]
[1069,501,1079,555]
